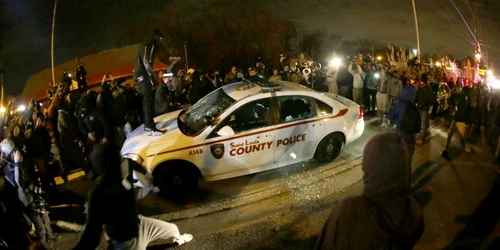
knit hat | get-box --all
[362,132,410,196]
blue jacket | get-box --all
[388,84,418,143]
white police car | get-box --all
[122,80,364,194]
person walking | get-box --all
[442,85,473,159]
[388,81,420,167]
[415,74,434,145]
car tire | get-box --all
[314,133,344,163]
[155,164,199,197]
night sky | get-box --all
[1,0,499,95]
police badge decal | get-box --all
[210,144,224,159]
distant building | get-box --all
[20,44,169,102]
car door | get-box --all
[274,95,325,164]
[203,97,276,179]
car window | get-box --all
[213,98,273,136]
[316,99,333,115]
[277,96,315,123]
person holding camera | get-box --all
[155,58,180,116]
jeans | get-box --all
[107,215,184,250]
[418,110,430,141]
[376,92,388,123]
[33,212,54,248]
[137,77,155,129]
[445,121,470,152]
[353,88,363,107]
[367,89,377,112]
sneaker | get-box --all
[174,233,193,246]
[441,150,450,160]
[145,127,164,136]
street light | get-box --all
[435,62,442,67]
[413,49,418,55]
[17,105,26,112]
[376,56,382,61]
[329,58,342,69]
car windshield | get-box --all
[179,88,236,136]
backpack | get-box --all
[400,100,421,134]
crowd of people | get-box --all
[2,28,500,249]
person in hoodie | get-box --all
[72,143,192,250]
[315,132,424,250]
[388,81,419,166]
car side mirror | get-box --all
[217,125,235,137]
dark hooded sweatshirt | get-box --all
[316,132,424,250]
[73,144,138,250]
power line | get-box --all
[449,0,478,44]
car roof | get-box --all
[223,79,314,101]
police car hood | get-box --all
[121,110,186,156]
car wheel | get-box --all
[155,164,199,197]
[314,133,344,163]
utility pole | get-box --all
[411,0,421,63]
[468,0,483,83]
[184,41,189,71]
[51,0,58,85]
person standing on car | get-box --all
[72,143,193,250]
[315,132,424,250]
[133,29,171,136]
[415,73,434,145]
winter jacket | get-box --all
[337,67,353,88]
[453,89,470,123]
[348,64,365,89]
[133,37,167,81]
[366,73,379,90]
[389,78,403,99]
[388,84,418,143]
[78,110,112,142]
[415,83,434,111]
[154,83,173,116]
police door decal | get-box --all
[210,144,225,159]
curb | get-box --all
[153,156,362,222]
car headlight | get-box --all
[123,153,144,165]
